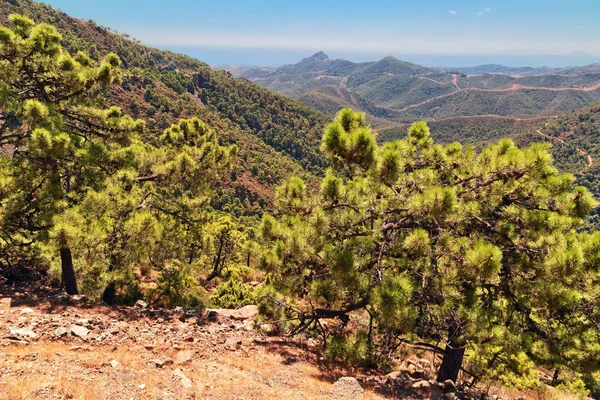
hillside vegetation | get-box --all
[2,2,600,399]
[0,0,330,217]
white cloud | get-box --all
[477,7,492,16]
[449,10,457,15]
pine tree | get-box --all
[260,108,600,384]
[0,14,144,293]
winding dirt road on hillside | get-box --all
[394,81,600,113]
[535,128,593,174]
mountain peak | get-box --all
[381,55,399,62]
[310,51,329,61]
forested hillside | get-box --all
[2,2,600,399]
[0,0,329,217]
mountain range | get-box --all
[239,52,600,125]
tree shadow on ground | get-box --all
[253,336,430,399]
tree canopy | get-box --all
[260,108,600,385]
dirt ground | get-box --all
[0,286,420,400]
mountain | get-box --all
[241,52,600,125]
[0,0,330,216]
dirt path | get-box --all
[535,129,593,174]
[394,81,600,113]
[452,74,460,90]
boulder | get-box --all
[173,368,192,389]
[224,336,242,350]
[70,324,90,338]
[332,377,363,399]
[8,326,37,339]
[134,300,148,309]
[412,380,431,389]
[53,327,68,338]
[204,305,258,323]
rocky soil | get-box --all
[0,285,502,399]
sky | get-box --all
[42,0,600,68]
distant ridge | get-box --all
[240,53,600,124]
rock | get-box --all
[20,308,35,314]
[110,359,121,369]
[147,359,164,368]
[71,294,88,303]
[135,300,148,309]
[175,350,193,364]
[75,318,90,326]
[332,377,363,399]
[173,368,192,389]
[70,324,90,338]
[113,371,134,382]
[53,293,71,302]
[442,379,456,393]
[0,298,10,310]
[205,305,258,323]
[53,327,68,338]
[138,384,146,390]
[69,345,90,351]
[385,370,406,383]
[8,326,37,339]
[224,336,242,349]
[412,380,431,389]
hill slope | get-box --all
[241,52,600,124]
[0,0,330,216]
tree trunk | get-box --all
[552,368,560,385]
[60,247,78,295]
[102,282,116,305]
[437,326,466,383]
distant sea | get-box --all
[154,45,600,69]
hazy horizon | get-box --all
[44,0,600,69]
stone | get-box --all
[71,294,89,303]
[175,350,193,364]
[8,326,37,339]
[0,298,10,311]
[135,300,148,309]
[76,319,90,326]
[224,336,242,349]
[20,308,35,314]
[412,380,431,389]
[53,294,71,302]
[70,324,90,338]
[147,359,164,368]
[205,305,258,323]
[442,379,456,393]
[173,368,192,389]
[110,359,121,369]
[53,327,68,338]
[332,377,363,399]
[385,370,405,384]
[113,371,134,382]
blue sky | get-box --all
[42,0,600,67]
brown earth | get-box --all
[0,285,442,400]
